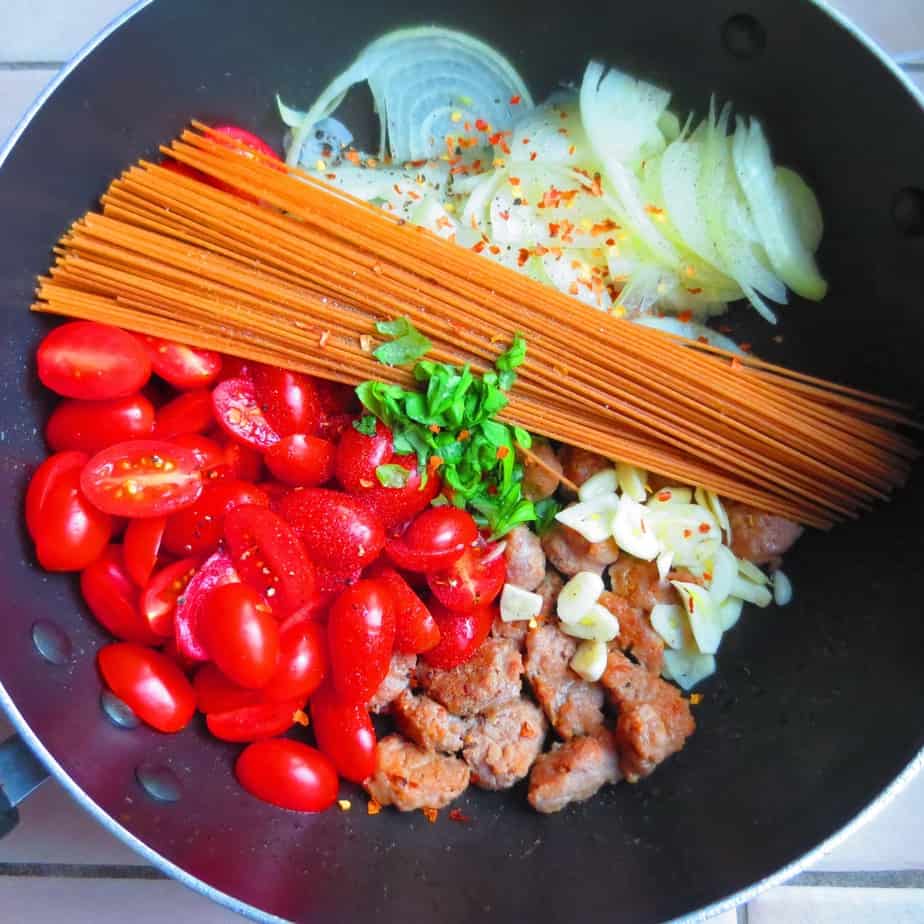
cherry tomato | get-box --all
[98,643,195,733]
[256,481,289,507]
[218,438,263,482]
[319,412,356,441]
[141,336,222,390]
[162,479,269,557]
[315,379,359,416]
[334,420,393,492]
[25,451,87,539]
[383,505,476,573]
[45,394,155,454]
[162,159,204,181]
[212,377,280,449]
[235,739,338,813]
[174,550,239,660]
[123,515,167,587]
[264,434,335,486]
[251,366,322,437]
[37,321,151,400]
[218,355,250,381]
[213,124,280,160]
[327,580,395,703]
[354,455,441,529]
[314,563,362,594]
[421,598,495,670]
[171,434,225,474]
[154,389,214,439]
[140,557,199,637]
[262,620,327,703]
[199,583,279,688]
[310,682,377,783]
[224,504,315,616]
[367,564,440,654]
[160,636,197,674]
[80,545,162,644]
[278,488,384,572]
[193,662,262,713]
[206,699,303,742]
[427,542,506,612]
[81,440,203,518]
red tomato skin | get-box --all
[277,488,384,572]
[310,683,377,783]
[213,125,280,160]
[98,643,195,733]
[405,506,479,555]
[123,515,166,587]
[264,434,335,486]
[421,598,495,670]
[235,739,338,813]
[154,389,214,439]
[193,662,262,714]
[334,420,393,492]
[80,546,162,644]
[140,557,199,637]
[206,699,302,742]
[327,580,396,703]
[37,322,151,400]
[218,355,250,381]
[262,620,327,703]
[353,456,441,529]
[315,380,358,416]
[427,543,507,613]
[251,367,322,437]
[162,159,204,181]
[141,336,222,390]
[25,451,88,539]
[384,530,466,574]
[199,583,280,688]
[45,394,155,454]
[367,565,440,653]
[212,377,280,449]
[319,412,356,441]
[219,439,263,482]
[174,550,239,661]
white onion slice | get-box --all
[633,316,743,353]
[671,581,723,654]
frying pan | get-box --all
[1,1,923,921]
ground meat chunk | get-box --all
[599,591,664,675]
[607,557,677,612]
[364,735,470,811]
[535,569,564,617]
[542,521,620,577]
[504,525,546,592]
[524,624,604,739]
[463,698,547,790]
[491,568,562,647]
[557,446,611,495]
[417,638,523,717]
[392,689,468,753]
[367,652,417,713]
[522,440,563,501]
[726,502,803,565]
[602,649,695,782]
[527,729,622,814]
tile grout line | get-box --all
[0,863,165,880]
[0,62,66,71]
[790,870,924,888]
[736,901,749,923]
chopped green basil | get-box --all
[375,463,411,488]
[372,317,432,367]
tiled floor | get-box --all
[2,1,924,921]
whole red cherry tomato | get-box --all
[199,583,280,688]
[264,434,335,486]
[251,366,322,437]
[206,699,303,743]
[81,440,203,518]
[140,558,199,637]
[25,451,87,539]
[224,504,315,616]
[367,564,440,653]
[315,380,359,416]
[212,377,280,449]
[174,550,239,660]
[98,643,195,733]
[334,419,393,492]
[310,682,377,783]
[37,321,151,400]
[355,456,441,530]
[427,541,506,612]
[384,506,476,573]
[278,488,384,572]
[123,515,166,586]
[235,739,338,813]
[162,159,203,181]
[80,545,162,644]
[421,598,495,670]
[327,580,395,703]
[141,336,222,390]
[213,124,280,160]
[154,389,214,439]
[45,394,154,454]
[262,620,327,703]
[319,413,356,441]
[193,662,262,713]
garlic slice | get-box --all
[570,639,608,682]
[500,584,544,623]
[560,602,620,642]
[557,571,605,624]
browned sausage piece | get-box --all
[417,638,523,717]
[726,502,803,565]
[367,652,417,714]
[364,735,470,811]
[542,521,620,578]
[462,698,547,790]
[524,624,604,739]
[392,689,469,753]
[527,729,622,814]
[607,556,677,612]
[598,591,664,675]
[504,525,546,592]
[491,568,560,648]
[557,446,611,494]
[522,440,563,501]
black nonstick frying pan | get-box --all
[1,1,923,921]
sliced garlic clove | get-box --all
[570,639,608,682]
[616,462,647,502]
[773,570,793,606]
[560,602,620,642]
[671,580,723,654]
[718,596,744,630]
[555,494,621,543]
[737,558,770,585]
[707,544,738,604]
[611,495,660,561]
[656,548,674,580]
[662,649,716,691]
[557,571,605,624]
[694,485,731,541]
[650,603,691,650]
[646,485,693,507]
[578,467,619,501]
[500,583,544,622]
[730,573,773,607]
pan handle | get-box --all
[0,735,49,839]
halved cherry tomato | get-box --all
[154,389,214,439]
[224,504,315,616]
[251,367,322,437]
[80,545,162,644]
[421,598,495,670]
[171,434,225,475]
[174,550,239,660]
[367,564,440,654]
[37,321,151,400]
[140,557,199,636]
[199,583,279,688]
[81,440,203,518]
[264,434,335,486]
[278,488,384,572]
[45,394,154,454]
[162,479,269,557]
[427,542,506,612]
[354,455,441,529]
[141,336,222,390]
[206,699,303,742]
[327,580,395,703]
[310,682,377,783]
[98,643,195,733]
[262,620,327,703]
[212,377,280,449]
[25,451,87,539]
[334,420,393,492]
[123,515,167,587]
[193,663,262,714]
[235,739,338,813]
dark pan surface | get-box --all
[1,1,923,921]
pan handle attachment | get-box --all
[0,735,49,839]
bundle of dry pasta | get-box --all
[32,124,916,527]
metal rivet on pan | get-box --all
[892,188,924,236]
[100,690,140,729]
[136,763,182,803]
[721,14,767,59]
[31,620,73,665]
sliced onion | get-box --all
[663,649,716,690]
[633,316,743,353]
[776,166,824,252]
[510,94,595,167]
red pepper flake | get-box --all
[644,204,665,215]
[557,127,569,135]
[463,121,472,132]
[487,484,498,496]
[590,218,620,236]
[435,216,453,230]
[657,490,672,502]
[682,528,693,538]
[529,151,537,161]
[559,110,569,119]
[590,172,603,197]
[428,424,441,434]
[533,244,549,256]
[326,173,337,180]
[499,209,511,221]
[475,118,490,132]
[292,709,309,727]
[472,159,482,171]
[678,309,693,323]
[367,799,382,816]
[449,808,472,823]
[698,522,711,534]
[508,176,521,186]
[496,446,510,460]
[568,282,579,295]
[731,356,743,370]
[568,145,576,156]
[344,149,361,164]
[548,222,560,238]
[703,572,713,582]
[429,455,444,470]
[472,240,486,254]
[521,137,531,145]
[407,189,421,201]
[739,342,753,353]
[688,596,696,614]
[457,429,471,441]
[510,94,521,105]
[499,138,511,155]
[697,336,709,344]
[686,287,703,295]
[517,248,530,267]
[605,237,616,247]
[489,244,501,255]
[450,165,470,175]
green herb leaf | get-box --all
[513,426,532,449]
[375,463,411,488]
[372,317,432,367]
[353,415,378,436]
[534,497,562,535]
